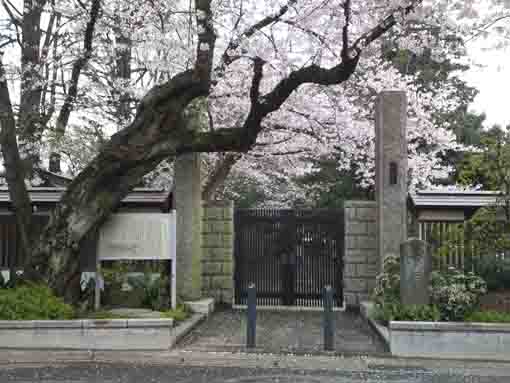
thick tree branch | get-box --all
[55,0,101,135]
[194,0,216,86]
[249,57,265,105]
[18,0,47,144]
[202,153,241,201]
[341,0,351,61]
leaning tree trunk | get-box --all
[28,70,208,300]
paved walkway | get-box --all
[177,309,387,355]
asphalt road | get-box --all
[0,362,508,383]
[1,350,510,383]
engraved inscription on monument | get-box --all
[400,238,431,306]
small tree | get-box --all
[459,127,510,257]
[434,128,510,274]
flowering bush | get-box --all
[430,268,487,321]
[373,254,401,305]
[373,255,487,323]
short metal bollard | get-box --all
[247,283,256,348]
[323,285,335,351]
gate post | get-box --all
[375,91,408,271]
[323,285,335,351]
[174,152,203,301]
[246,284,257,348]
[246,283,257,348]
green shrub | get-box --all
[469,256,510,291]
[127,272,168,311]
[374,302,441,324]
[0,284,74,320]
[430,268,487,321]
[465,310,510,323]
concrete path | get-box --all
[177,309,387,355]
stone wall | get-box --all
[344,201,378,309]
[201,201,234,305]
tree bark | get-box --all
[0,60,33,262]
[19,0,46,163]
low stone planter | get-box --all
[390,321,510,361]
[360,301,510,361]
[0,319,175,350]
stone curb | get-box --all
[390,321,510,333]
[0,319,174,329]
[361,301,510,362]
[359,301,390,349]
[169,314,207,348]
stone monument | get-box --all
[375,91,408,271]
[400,238,432,305]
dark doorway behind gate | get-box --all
[234,209,344,307]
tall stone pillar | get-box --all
[375,91,408,271]
[174,153,203,301]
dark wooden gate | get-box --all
[234,209,344,307]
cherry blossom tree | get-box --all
[0,0,487,301]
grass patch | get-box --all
[161,305,190,322]
[465,310,510,323]
[79,310,128,320]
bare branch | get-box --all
[350,0,424,56]
[281,20,338,58]
[466,14,510,42]
[0,37,15,49]
[2,0,21,26]
[215,0,297,78]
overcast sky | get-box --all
[462,39,510,129]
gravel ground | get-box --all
[177,309,387,354]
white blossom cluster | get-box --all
[0,0,503,202]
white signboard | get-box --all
[98,213,175,261]
[96,212,177,309]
